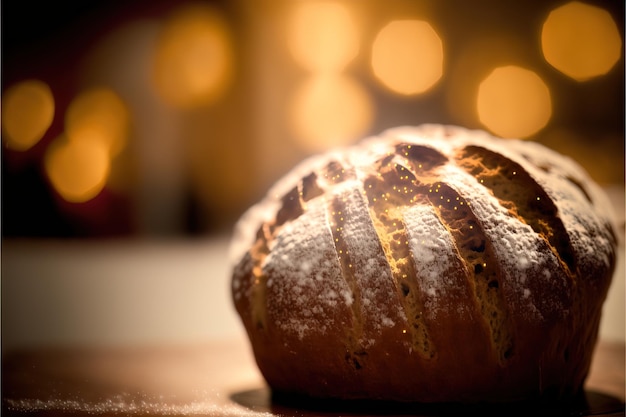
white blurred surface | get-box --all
[600,185,625,343]
[2,186,624,352]
[2,236,245,352]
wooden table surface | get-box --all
[2,336,624,416]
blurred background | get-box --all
[2,0,623,238]
[1,0,624,352]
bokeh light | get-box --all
[287,1,359,72]
[152,4,233,109]
[541,2,622,81]
[44,135,110,203]
[2,1,624,238]
[290,74,373,152]
[65,87,130,157]
[371,19,443,95]
[477,65,552,138]
[2,80,55,151]
[445,36,527,129]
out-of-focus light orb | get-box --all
[445,37,527,129]
[1,80,55,151]
[290,74,373,152]
[371,20,443,95]
[541,2,622,81]
[288,1,359,72]
[65,87,130,157]
[45,135,110,203]
[152,4,233,108]
[477,66,552,138]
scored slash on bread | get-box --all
[230,124,617,403]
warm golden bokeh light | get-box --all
[444,36,527,129]
[371,19,443,95]
[44,135,111,203]
[287,1,359,72]
[541,2,622,81]
[65,87,130,157]
[290,74,373,152]
[1,80,55,151]
[152,4,233,108]
[477,66,552,138]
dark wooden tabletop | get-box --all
[3,337,624,416]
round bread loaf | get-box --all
[230,124,617,403]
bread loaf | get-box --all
[230,124,617,403]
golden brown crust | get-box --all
[231,124,617,403]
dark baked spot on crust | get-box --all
[322,160,355,184]
[275,185,304,227]
[401,282,410,297]
[345,350,367,370]
[301,172,324,202]
[397,143,448,171]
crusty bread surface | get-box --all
[231,124,617,403]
